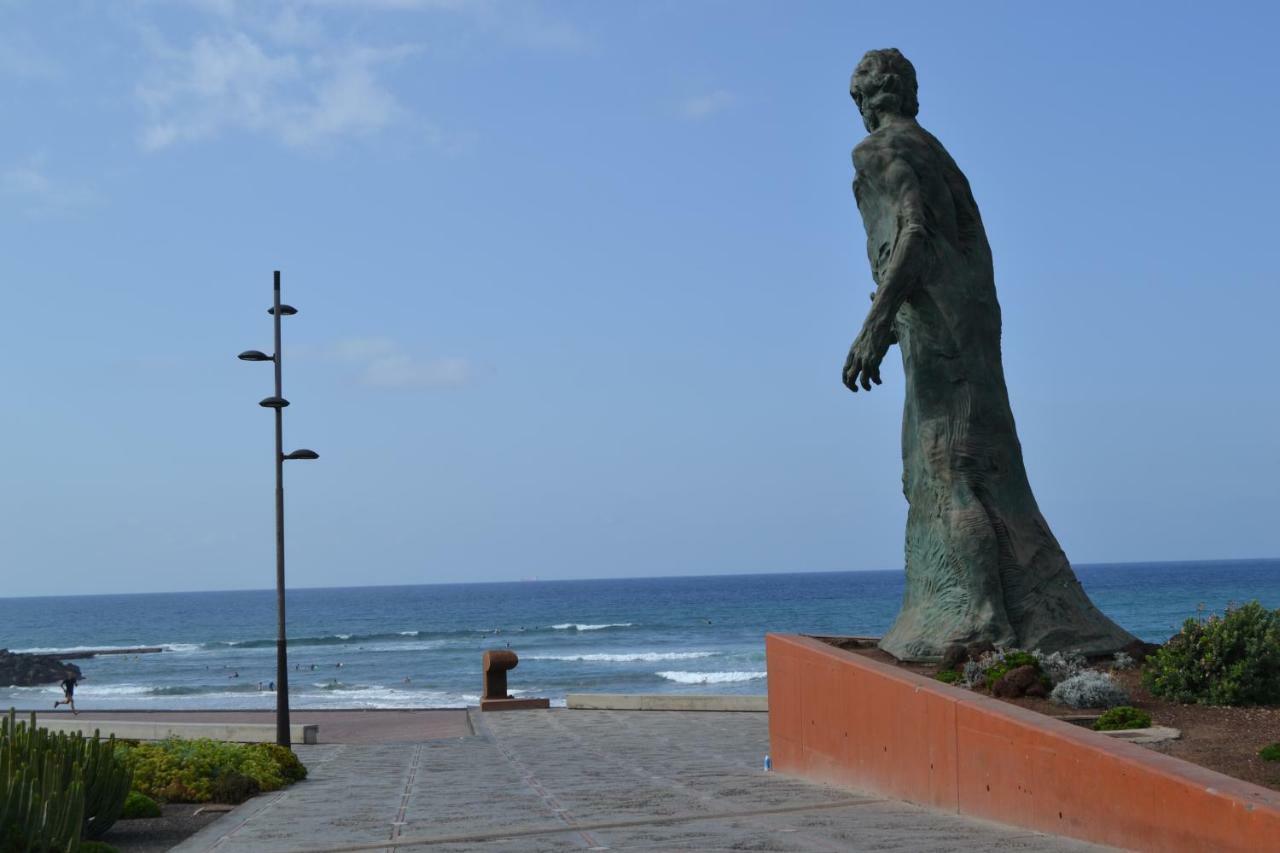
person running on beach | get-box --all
[53,676,78,715]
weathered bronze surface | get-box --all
[482,649,519,700]
[480,649,550,711]
[843,49,1135,661]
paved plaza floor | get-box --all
[172,708,1110,852]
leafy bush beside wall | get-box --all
[1093,706,1152,731]
[1143,601,1280,706]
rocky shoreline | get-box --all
[0,648,82,687]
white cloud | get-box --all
[134,0,584,151]
[136,30,411,151]
[1,157,96,218]
[315,337,474,389]
[679,90,737,120]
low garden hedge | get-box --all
[115,738,306,804]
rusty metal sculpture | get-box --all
[480,650,550,711]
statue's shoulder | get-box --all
[853,124,925,174]
[852,132,891,173]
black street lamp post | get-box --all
[238,270,318,748]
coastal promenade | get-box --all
[168,708,1108,852]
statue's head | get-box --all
[850,48,919,132]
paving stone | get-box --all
[172,708,1111,852]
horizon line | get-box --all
[1,556,1277,601]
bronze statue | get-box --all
[844,49,1135,660]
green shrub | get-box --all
[1093,706,1152,731]
[1259,743,1280,762]
[1142,601,1280,706]
[120,790,162,820]
[210,771,261,805]
[935,670,961,684]
[116,738,305,804]
[79,842,119,853]
[984,651,1040,689]
[251,743,307,784]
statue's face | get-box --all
[849,60,880,133]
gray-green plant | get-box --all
[1049,671,1130,709]
[981,651,1040,689]
[1030,649,1086,685]
[960,648,1049,690]
[960,649,1006,688]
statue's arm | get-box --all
[843,150,931,393]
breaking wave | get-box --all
[210,630,473,650]
[528,652,715,663]
[11,643,202,658]
[655,671,767,684]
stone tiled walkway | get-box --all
[172,709,1111,852]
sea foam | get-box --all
[656,670,767,684]
[528,652,715,663]
[549,623,633,631]
[13,645,145,654]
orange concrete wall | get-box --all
[766,633,1280,852]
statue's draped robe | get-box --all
[855,122,1134,660]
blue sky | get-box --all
[1,1,1276,596]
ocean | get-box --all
[2,559,1277,711]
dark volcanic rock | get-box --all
[0,649,81,686]
[940,643,968,672]
[965,640,996,662]
[992,665,1046,699]
[1120,639,1161,664]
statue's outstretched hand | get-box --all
[843,318,893,392]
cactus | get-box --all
[2,708,133,849]
[60,726,130,839]
[1,709,84,852]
